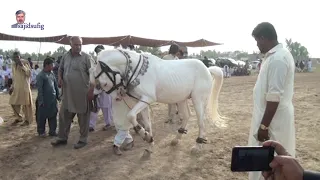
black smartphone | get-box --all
[231,146,275,172]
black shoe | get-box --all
[89,127,95,132]
[74,141,87,149]
[38,133,46,138]
[102,124,111,131]
[51,139,67,147]
[20,121,30,126]
[49,132,57,137]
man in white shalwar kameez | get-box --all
[249,22,296,180]
[112,96,135,155]
[89,45,113,131]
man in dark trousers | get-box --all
[36,57,60,137]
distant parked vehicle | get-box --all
[251,60,260,69]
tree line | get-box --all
[0,38,310,62]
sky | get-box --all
[0,0,319,57]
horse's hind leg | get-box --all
[191,97,207,154]
[171,100,190,146]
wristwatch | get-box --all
[260,124,269,130]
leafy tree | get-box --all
[285,38,309,61]
[136,46,162,57]
[0,46,72,63]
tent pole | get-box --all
[38,41,42,62]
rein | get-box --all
[94,49,150,105]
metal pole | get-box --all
[38,42,42,62]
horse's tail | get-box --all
[207,66,224,122]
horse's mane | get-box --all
[116,46,163,62]
[96,45,163,66]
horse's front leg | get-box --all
[127,96,154,155]
[139,106,154,157]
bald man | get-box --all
[51,36,95,149]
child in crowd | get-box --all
[36,57,60,137]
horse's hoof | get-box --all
[170,139,179,146]
[191,146,200,155]
[141,149,152,160]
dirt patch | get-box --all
[0,72,319,180]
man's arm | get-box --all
[58,55,65,86]
[36,73,44,106]
[53,74,60,100]
[260,57,289,127]
[87,55,95,88]
[20,61,31,77]
[11,64,15,83]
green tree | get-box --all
[136,46,162,57]
[0,46,69,62]
[285,38,309,61]
[0,46,258,63]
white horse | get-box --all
[89,48,224,155]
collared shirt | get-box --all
[59,50,93,113]
[257,44,295,103]
[36,70,59,106]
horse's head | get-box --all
[89,48,139,97]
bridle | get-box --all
[93,49,144,95]
[94,60,124,94]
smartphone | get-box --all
[231,146,274,172]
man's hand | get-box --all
[262,140,303,180]
[58,78,63,88]
[16,60,22,66]
[258,128,269,142]
[9,86,14,95]
[87,88,94,101]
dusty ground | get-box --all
[0,72,319,180]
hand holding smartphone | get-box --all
[231,146,274,172]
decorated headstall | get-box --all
[94,49,150,101]
[94,61,124,94]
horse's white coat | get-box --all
[89,48,224,154]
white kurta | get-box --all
[163,54,179,60]
[31,69,40,84]
[112,96,134,131]
[93,88,112,108]
[248,44,296,180]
